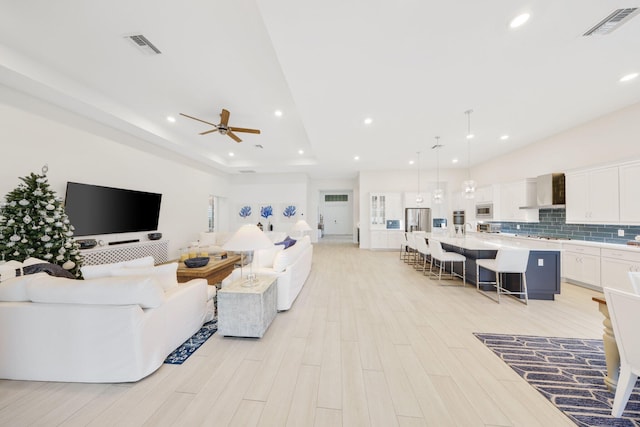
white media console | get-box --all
[80,240,169,266]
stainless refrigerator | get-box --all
[405,208,431,232]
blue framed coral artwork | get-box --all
[280,203,298,221]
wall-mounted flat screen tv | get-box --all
[64,182,162,236]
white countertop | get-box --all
[424,232,561,252]
[427,231,640,253]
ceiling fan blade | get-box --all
[220,109,230,126]
[227,130,242,143]
[179,113,219,128]
[199,129,219,136]
[230,127,261,134]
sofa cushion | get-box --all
[252,245,283,268]
[26,275,165,308]
[110,263,179,291]
[0,272,49,302]
[80,256,155,279]
[265,231,287,243]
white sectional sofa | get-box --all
[0,258,210,383]
[222,234,313,311]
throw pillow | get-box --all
[275,236,297,249]
[23,262,76,279]
[111,263,179,291]
[0,260,24,282]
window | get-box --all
[208,195,215,232]
[324,194,348,202]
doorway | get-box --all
[319,192,353,237]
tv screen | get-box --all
[64,182,162,236]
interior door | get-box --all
[323,203,351,235]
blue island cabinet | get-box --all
[439,242,561,301]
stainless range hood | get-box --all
[519,173,566,209]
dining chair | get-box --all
[603,287,640,417]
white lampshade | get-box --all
[292,220,312,232]
[223,224,274,252]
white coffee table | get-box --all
[217,276,277,338]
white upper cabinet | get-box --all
[619,162,640,225]
[495,179,539,223]
[474,185,494,204]
[566,166,619,224]
[370,192,402,230]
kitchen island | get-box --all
[425,233,561,300]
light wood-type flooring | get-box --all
[0,238,606,426]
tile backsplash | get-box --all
[496,209,640,244]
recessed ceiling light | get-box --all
[466,133,475,140]
[354,155,360,161]
[452,158,459,164]
[620,72,639,82]
[409,160,415,165]
[510,13,530,29]
[500,134,510,141]
[274,110,283,117]
[166,116,176,123]
[298,149,304,155]
[228,152,234,157]
[364,117,373,125]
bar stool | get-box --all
[405,232,417,264]
[399,232,409,262]
[414,235,432,274]
[476,248,530,304]
[429,240,466,285]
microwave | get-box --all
[475,203,493,219]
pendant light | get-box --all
[462,109,476,199]
[432,136,443,204]
[416,151,424,204]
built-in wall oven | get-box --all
[475,203,493,220]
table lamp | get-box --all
[291,219,312,239]
[222,224,274,286]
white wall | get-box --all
[227,173,310,237]
[0,87,230,259]
[471,101,640,185]
[358,168,467,248]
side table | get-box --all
[217,276,277,338]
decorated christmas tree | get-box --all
[0,165,83,277]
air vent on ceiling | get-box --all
[583,8,639,36]
[239,170,256,174]
[123,34,162,55]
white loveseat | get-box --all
[0,259,209,383]
[222,234,313,311]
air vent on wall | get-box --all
[583,8,639,36]
[123,34,162,54]
[239,170,256,174]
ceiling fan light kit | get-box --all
[180,108,261,143]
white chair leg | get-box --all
[496,272,501,303]
[462,261,466,286]
[612,365,637,417]
[522,272,528,305]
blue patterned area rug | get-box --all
[164,320,217,365]
[474,333,640,427]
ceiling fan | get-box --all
[179,108,261,143]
